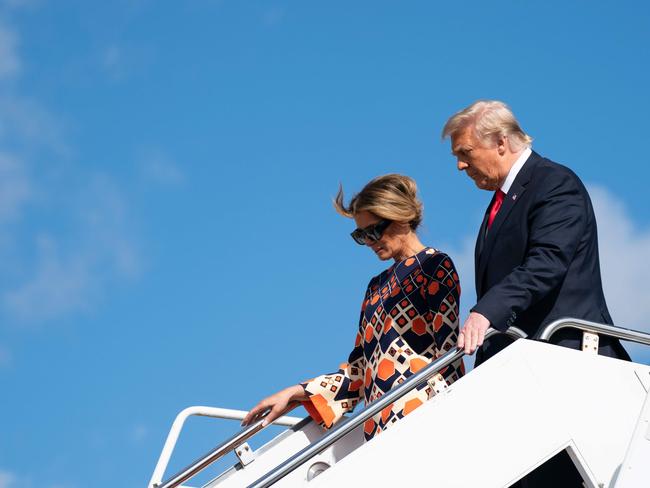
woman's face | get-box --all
[353,210,410,261]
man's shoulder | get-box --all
[529,153,585,190]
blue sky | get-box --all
[1,1,649,487]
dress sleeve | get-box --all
[300,287,369,428]
[422,253,464,381]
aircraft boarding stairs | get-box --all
[149,318,650,488]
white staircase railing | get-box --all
[536,317,650,346]
[148,406,301,488]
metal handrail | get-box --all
[154,402,300,488]
[536,317,650,346]
[148,406,302,488]
[247,326,528,488]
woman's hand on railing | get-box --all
[242,385,307,427]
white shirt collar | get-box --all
[500,147,532,194]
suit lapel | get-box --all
[476,152,542,289]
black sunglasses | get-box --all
[350,219,392,245]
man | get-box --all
[442,100,630,364]
[442,100,630,486]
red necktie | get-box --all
[487,190,506,229]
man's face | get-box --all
[450,125,503,191]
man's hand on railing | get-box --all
[458,311,491,354]
[242,385,307,427]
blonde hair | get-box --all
[334,174,423,230]
[442,100,533,151]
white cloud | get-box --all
[77,175,141,277]
[0,152,31,222]
[1,0,38,9]
[589,185,650,360]
[129,423,148,443]
[589,185,650,331]
[0,161,133,324]
[0,22,20,80]
[3,177,141,322]
[0,94,69,155]
[0,470,16,488]
[0,16,140,324]
[102,44,125,81]
[0,344,12,366]
[4,235,95,321]
[139,149,185,186]
[100,40,153,83]
[0,469,70,488]
[0,19,64,153]
[263,6,285,26]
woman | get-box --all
[242,174,463,441]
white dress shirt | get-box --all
[501,147,532,194]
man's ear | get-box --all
[496,135,508,156]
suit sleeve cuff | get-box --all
[471,302,516,332]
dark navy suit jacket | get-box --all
[472,151,630,365]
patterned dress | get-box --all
[301,247,464,441]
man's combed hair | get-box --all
[334,174,423,230]
[442,100,533,151]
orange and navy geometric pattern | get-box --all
[301,248,464,441]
